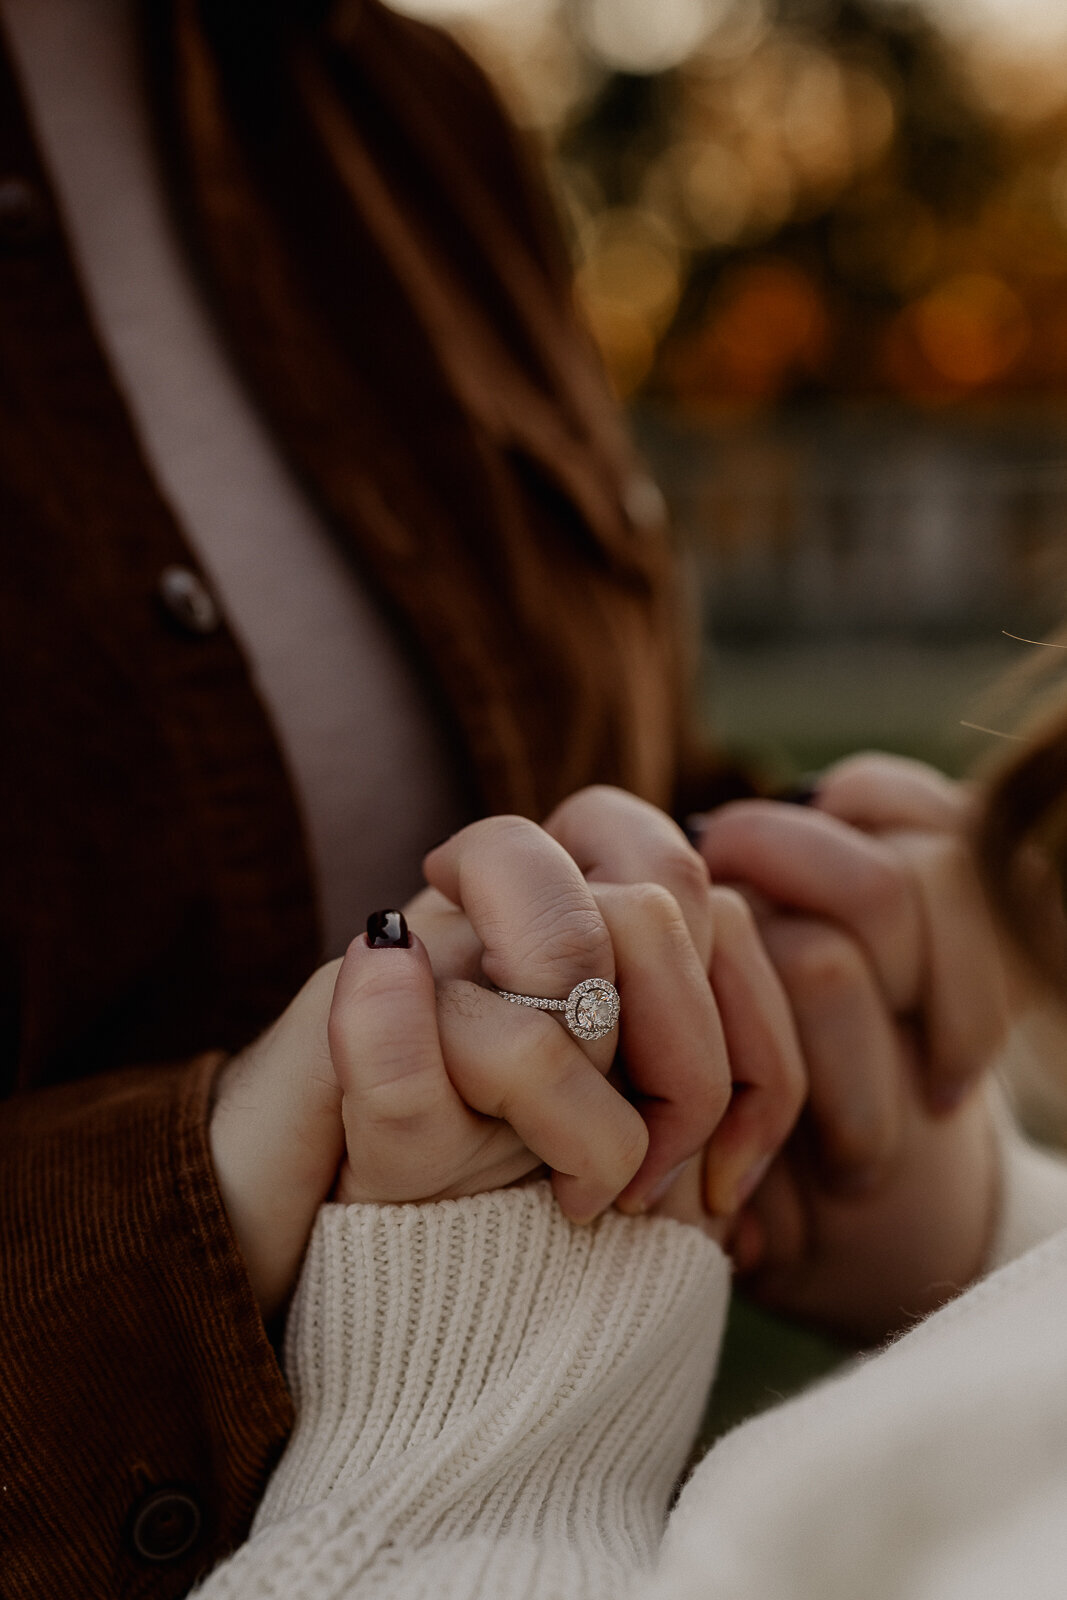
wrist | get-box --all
[208,1051,302,1318]
[256,1188,728,1552]
[208,969,345,1317]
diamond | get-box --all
[565,978,620,1041]
[576,992,614,1031]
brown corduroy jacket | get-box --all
[0,2,696,1594]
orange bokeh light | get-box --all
[914,272,1030,385]
[884,271,1032,400]
[673,259,831,405]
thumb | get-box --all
[329,910,462,1204]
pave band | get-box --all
[494,977,621,1042]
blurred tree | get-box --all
[553,0,1067,415]
[395,0,1067,409]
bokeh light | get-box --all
[576,0,726,74]
[913,273,1029,388]
[917,0,1067,51]
[380,0,1067,408]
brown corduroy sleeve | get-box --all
[0,1054,294,1600]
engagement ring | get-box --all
[494,977,621,1042]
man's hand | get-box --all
[697,753,1012,1341]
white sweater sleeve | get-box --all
[984,1021,1067,1269]
[986,1111,1067,1269]
[193,1184,729,1600]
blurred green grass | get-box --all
[702,638,1020,781]
[697,1295,854,1453]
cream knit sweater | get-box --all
[196,1125,1067,1600]
[195,1185,728,1600]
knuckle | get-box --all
[622,882,700,966]
[824,751,890,792]
[778,926,862,1003]
[570,783,625,813]
[483,879,609,982]
[476,813,543,854]
[543,784,623,838]
[858,854,914,931]
[522,892,608,966]
[625,879,686,930]
[709,884,757,937]
[662,842,713,902]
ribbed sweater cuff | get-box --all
[196,1186,729,1600]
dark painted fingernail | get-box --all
[366,909,410,948]
[770,776,821,806]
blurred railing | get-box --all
[639,408,1067,642]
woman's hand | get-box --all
[697,753,1013,1340]
[416,797,805,1220]
[329,917,643,1210]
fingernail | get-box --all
[684,812,709,847]
[365,909,411,948]
[770,776,821,806]
[552,1171,611,1225]
[732,1152,773,1211]
[707,1150,772,1216]
[640,1161,690,1212]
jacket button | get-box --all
[129,1488,202,1563]
[0,176,52,252]
[622,472,667,534]
[158,565,221,634]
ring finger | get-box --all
[436,978,648,1222]
[424,815,619,1072]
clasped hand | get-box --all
[699,753,1013,1339]
[210,788,805,1317]
[211,761,1016,1344]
